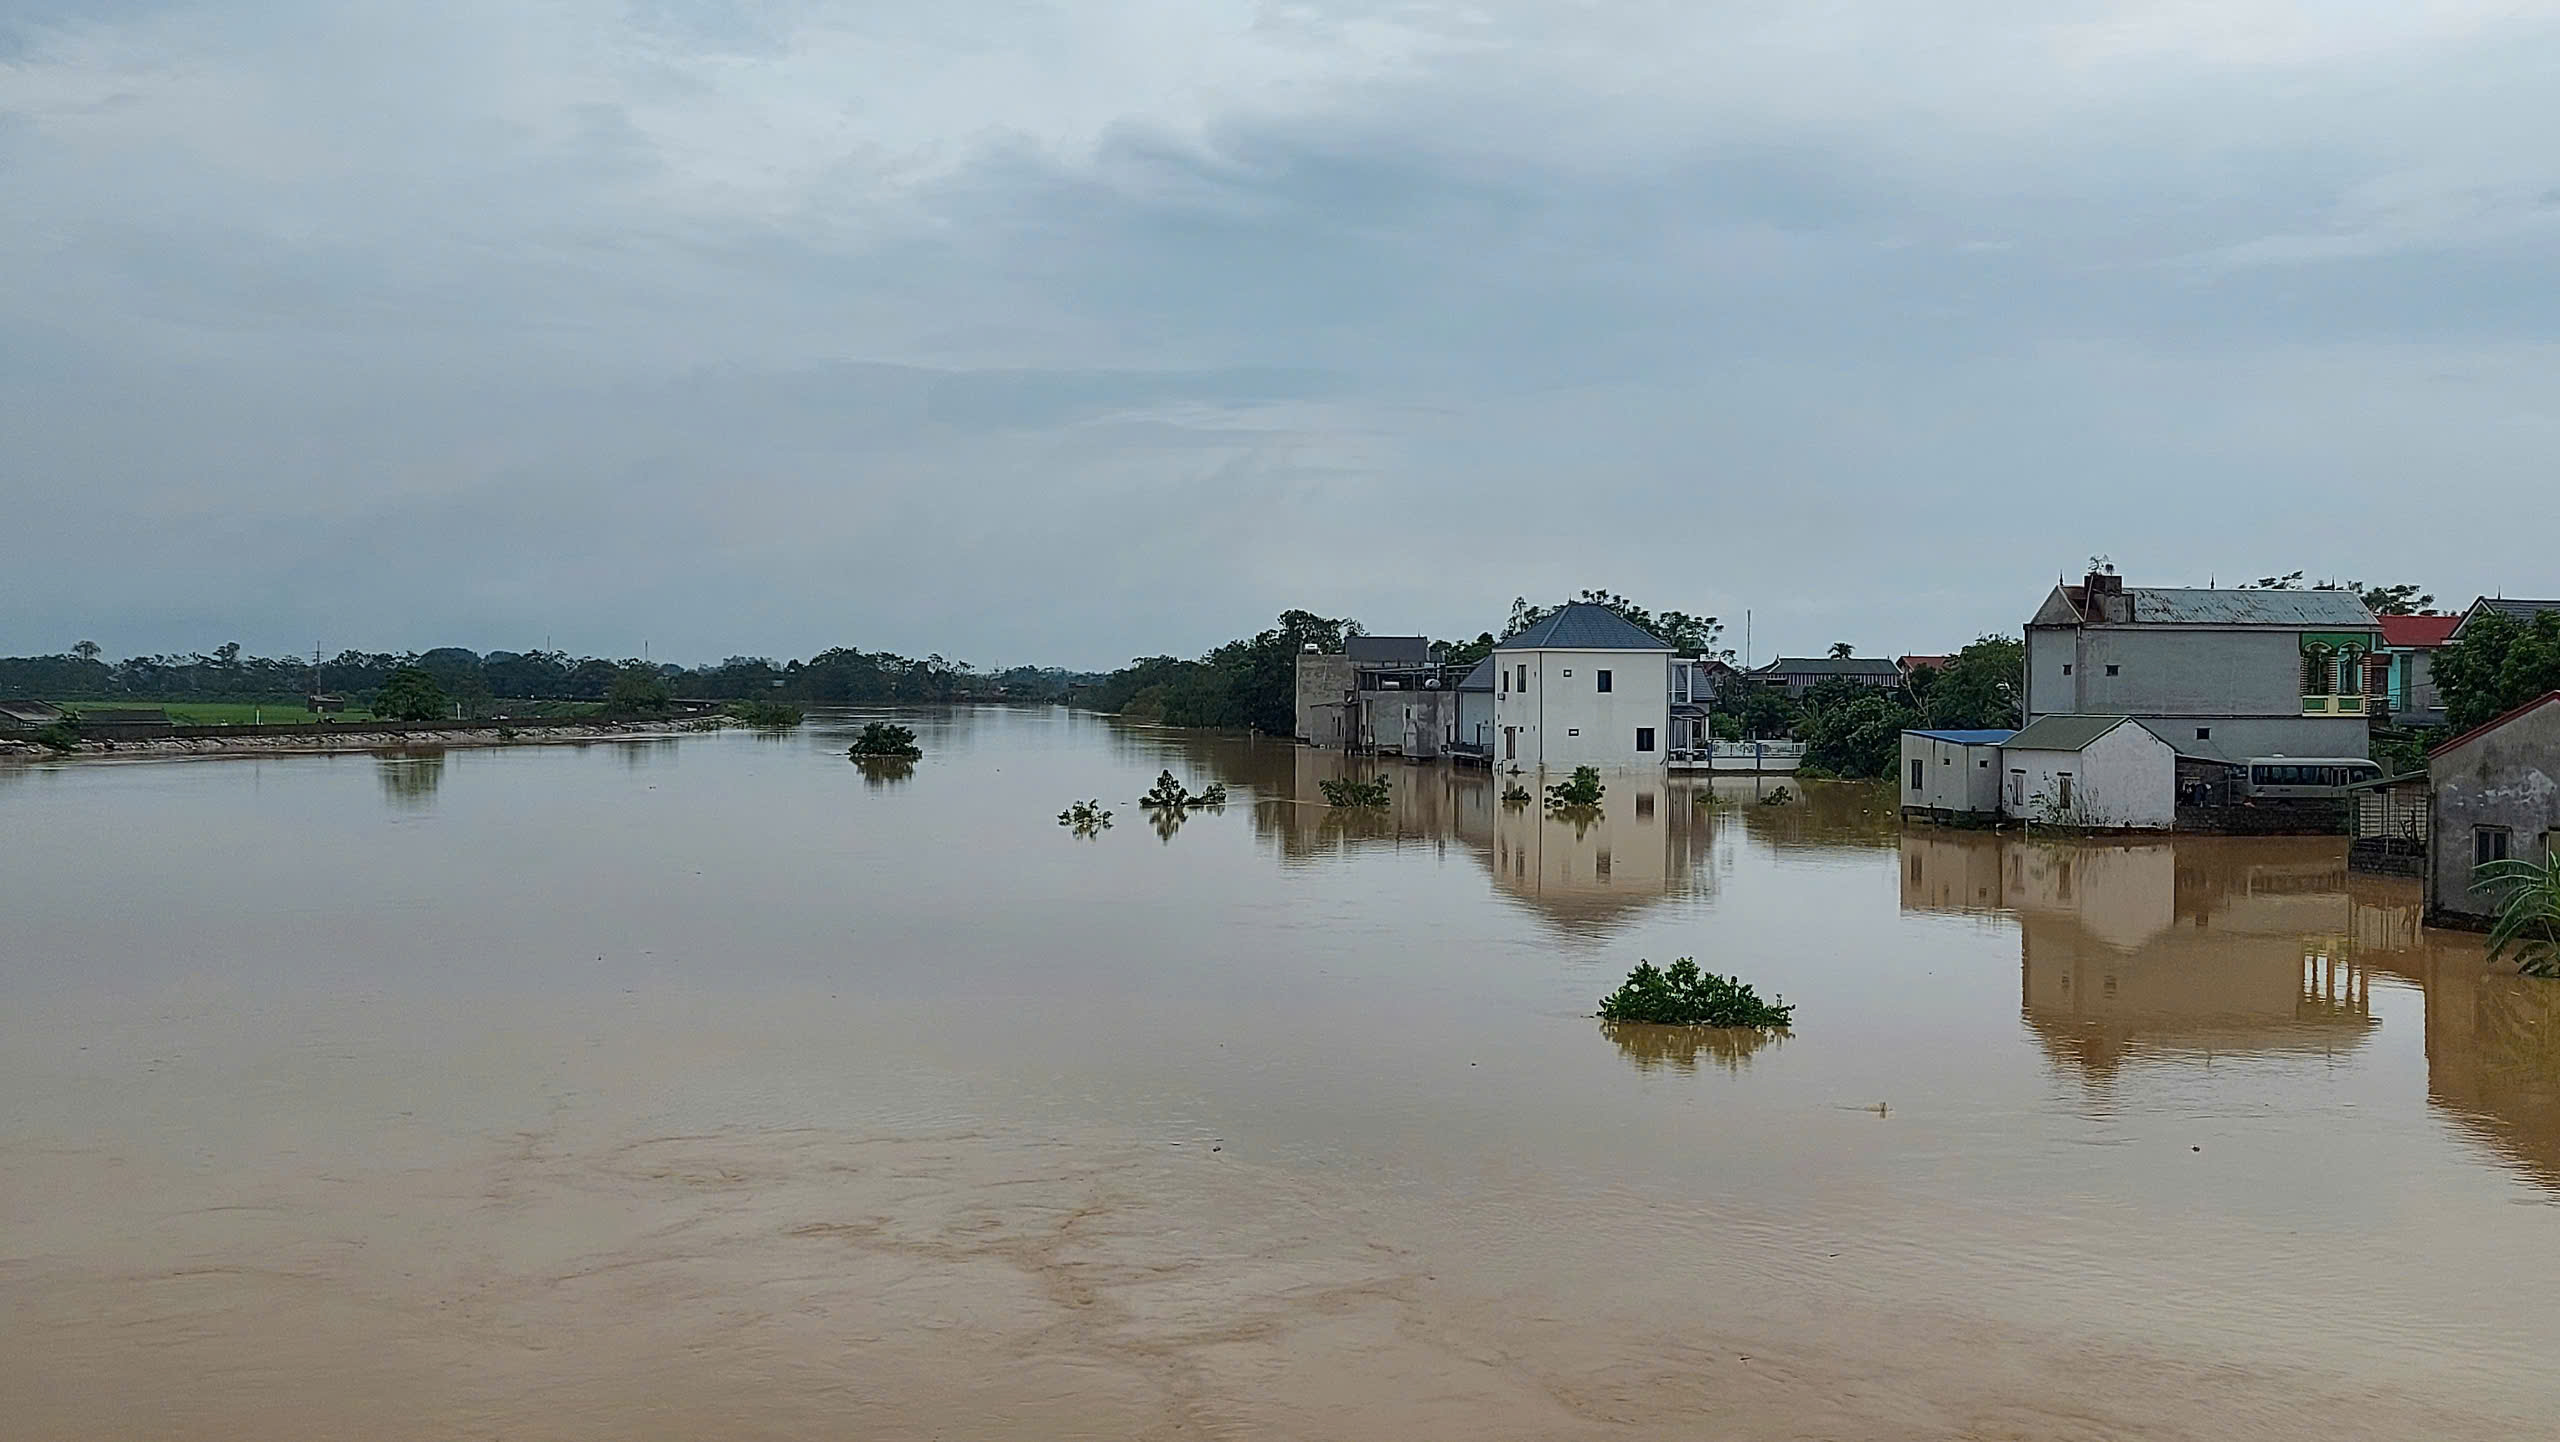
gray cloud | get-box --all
[4,1,2558,668]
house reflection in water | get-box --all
[1902,832,2377,1075]
[1902,830,2560,1193]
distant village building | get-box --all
[1897,654,1953,678]
[1998,714,2179,830]
[2451,596,2560,640]
[2026,567,2381,762]
[1899,728,2014,823]
[1293,635,1453,754]
[2374,614,2458,727]
[2425,690,2560,929]
[1668,657,1731,755]
[0,700,67,733]
[1454,656,1496,760]
[1490,603,1673,771]
[1751,656,1902,697]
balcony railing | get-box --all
[2303,694,2366,716]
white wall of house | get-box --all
[1902,735,2003,814]
[1491,648,1670,771]
[1457,689,1494,752]
[1999,725,2177,830]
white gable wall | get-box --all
[1998,724,2176,829]
[1491,648,1670,771]
[1902,735,2004,814]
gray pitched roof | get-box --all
[1757,656,1904,677]
[2007,714,2145,752]
[2457,597,2560,636]
[2118,588,2377,627]
[1457,656,1495,691]
[1906,728,2016,745]
[1345,634,1433,665]
[1495,603,1672,652]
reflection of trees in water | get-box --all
[1601,1020,1781,1074]
[376,751,446,808]
[615,738,680,768]
[852,757,915,788]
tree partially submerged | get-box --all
[1058,799,1112,835]
[726,698,804,728]
[1139,770,1228,810]
[1597,958,1793,1029]
[1319,775,1391,808]
[847,721,923,759]
[1544,765,1605,809]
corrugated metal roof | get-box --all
[1345,634,1433,665]
[1906,728,2015,745]
[2119,588,2377,627]
[2457,598,2560,638]
[1495,603,1672,652]
[2006,714,2141,751]
[1756,656,1903,676]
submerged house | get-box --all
[1998,714,2179,830]
[1293,635,1461,755]
[1900,729,2015,822]
[0,700,67,733]
[2026,567,2381,762]
[1490,603,1673,771]
[1454,656,1496,760]
[2426,690,2560,929]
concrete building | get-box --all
[1454,656,1496,760]
[1293,634,1454,753]
[2426,690,2560,928]
[1899,728,2015,822]
[2376,614,2459,726]
[0,700,67,733]
[1999,714,2179,830]
[1491,602,1673,771]
[1751,656,1903,697]
[2025,567,2382,761]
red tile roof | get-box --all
[2379,614,2460,649]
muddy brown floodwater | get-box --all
[4,709,2556,1440]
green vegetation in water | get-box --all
[2479,855,2560,978]
[372,664,448,722]
[1318,775,1391,809]
[1501,782,1532,806]
[1138,770,1227,810]
[1058,799,1113,835]
[1544,765,1605,809]
[847,721,923,759]
[1597,958,1794,1029]
[725,698,806,728]
[1760,786,1794,806]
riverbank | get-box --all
[0,716,725,761]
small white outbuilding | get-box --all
[1997,714,2178,830]
[1900,728,2015,821]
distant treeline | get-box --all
[1073,610,1360,734]
[0,643,1097,708]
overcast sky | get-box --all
[5,2,2557,670]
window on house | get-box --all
[1567,728,1581,737]
[2476,827,2512,867]
[1634,727,1655,752]
[1979,757,1991,767]
[1596,669,1612,692]
[2105,664,2120,676]
[1516,664,1528,692]
[2062,664,2073,675]
[2010,770,2026,807]
[2196,727,2211,741]
[1911,758,1926,790]
[1499,669,1508,695]
[1561,668,1572,677]
[2057,773,2074,809]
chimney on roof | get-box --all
[2082,564,2124,622]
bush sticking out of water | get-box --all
[1759,785,1794,806]
[1139,770,1228,810]
[1596,958,1793,1029]
[1058,799,1113,835]
[1319,775,1391,809]
[1545,765,1605,810]
[727,699,806,728]
[847,721,922,759]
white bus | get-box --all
[2241,757,2384,800]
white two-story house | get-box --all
[1491,602,1673,771]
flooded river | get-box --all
[4,707,2556,1440]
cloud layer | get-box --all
[6,1,2558,666]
